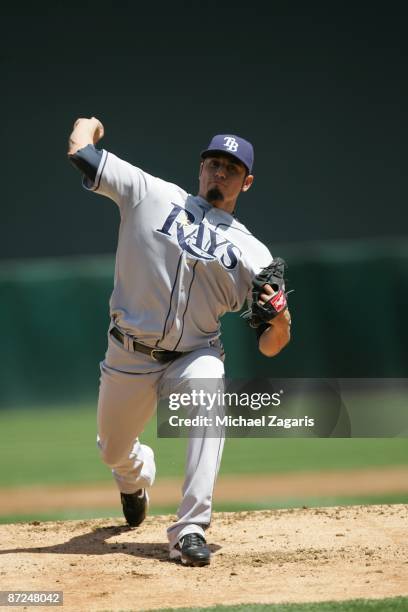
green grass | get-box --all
[1,492,407,525]
[144,598,408,612]
[1,404,408,488]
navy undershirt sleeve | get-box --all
[68,144,103,182]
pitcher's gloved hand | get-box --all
[241,257,291,328]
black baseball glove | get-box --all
[241,257,290,328]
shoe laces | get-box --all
[182,533,205,548]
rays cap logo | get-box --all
[201,134,254,173]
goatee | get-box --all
[206,187,224,203]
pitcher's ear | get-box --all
[242,174,254,192]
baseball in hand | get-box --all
[72,117,104,143]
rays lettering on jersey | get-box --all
[156,203,241,270]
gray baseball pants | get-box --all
[97,330,225,549]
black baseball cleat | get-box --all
[170,533,211,567]
[120,489,148,527]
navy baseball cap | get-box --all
[201,134,254,173]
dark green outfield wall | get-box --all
[1,3,408,260]
[1,239,407,408]
[1,4,407,407]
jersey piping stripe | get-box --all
[172,260,199,351]
[215,222,253,236]
[209,426,224,516]
[94,150,108,191]
[157,253,183,347]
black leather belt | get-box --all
[110,326,185,363]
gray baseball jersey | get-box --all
[85,150,272,351]
[69,140,274,554]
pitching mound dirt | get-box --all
[0,505,407,611]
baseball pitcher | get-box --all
[67,117,291,566]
